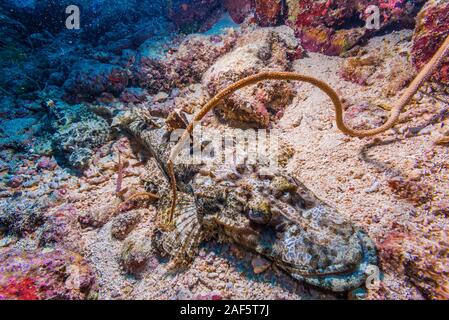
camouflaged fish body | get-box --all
[114,110,377,292]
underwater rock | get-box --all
[153,92,169,103]
[170,84,210,115]
[0,117,39,150]
[86,1,168,40]
[146,100,177,118]
[6,176,23,188]
[0,247,96,300]
[166,109,189,131]
[38,208,84,254]
[300,26,366,57]
[224,0,254,24]
[224,0,285,26]
[343,102,388,131]
[111,211,141,240]
[0,159,8,173]
[78,203,114,229]
[37,156,57,171]
[119,234,153,275]
[131,37,174,93]
[0,56,47,96]
[63,59,129,103]
[132,32,236,93]
[254,0,284,27]
[0,197,48,236]
[39,214,72,245]
[167,33,237,88]
[251,256,271,274]
[120,87,148,104]
[285,0,422,56]
[105,17,174,56]
[378,231,449,300]
[339,41,415,94]
[384,56,417,96]
[168,0,222,33]
[48,72,66,86]
[339,55,381,85]
[50,102,110,169]
[0,34,81,97]
[203,26,297,127]
[412,0,449,84]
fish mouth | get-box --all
[274,229,377,292]
[218,205,377,292]
[193,168,378,292]
[237,203,378,292]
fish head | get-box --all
[193,165,377,292]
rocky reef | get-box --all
[412,0,449,84]
[285,0,424,56]
[222,0,431,56]
[1,0,449,301]
[0,247,96,300]
[203,26,298,127]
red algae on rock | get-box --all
[224,0,254,24]
[254,0,284,27]
[285,0,422,56]
[412,0,449,84]
[0,248,96,300]
[224,0,285,26]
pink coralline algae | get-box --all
[225,0,284,26]
[254,0,284,27]
[202,27,298,128]
[1,278,40,300]
[37,156,57,171]
[412,0,449,84]
[132,33,236,94]
[285,0,422,56]
[119,87,148,104]
[168,0,222,32]
[224,0,254,24]
[0,248,97,300]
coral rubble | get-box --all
[0,247,96,300]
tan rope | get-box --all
[164,34,449,225]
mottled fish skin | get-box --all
[113,110,199,192]
[192,165,377,292]
[114,110,377,292]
